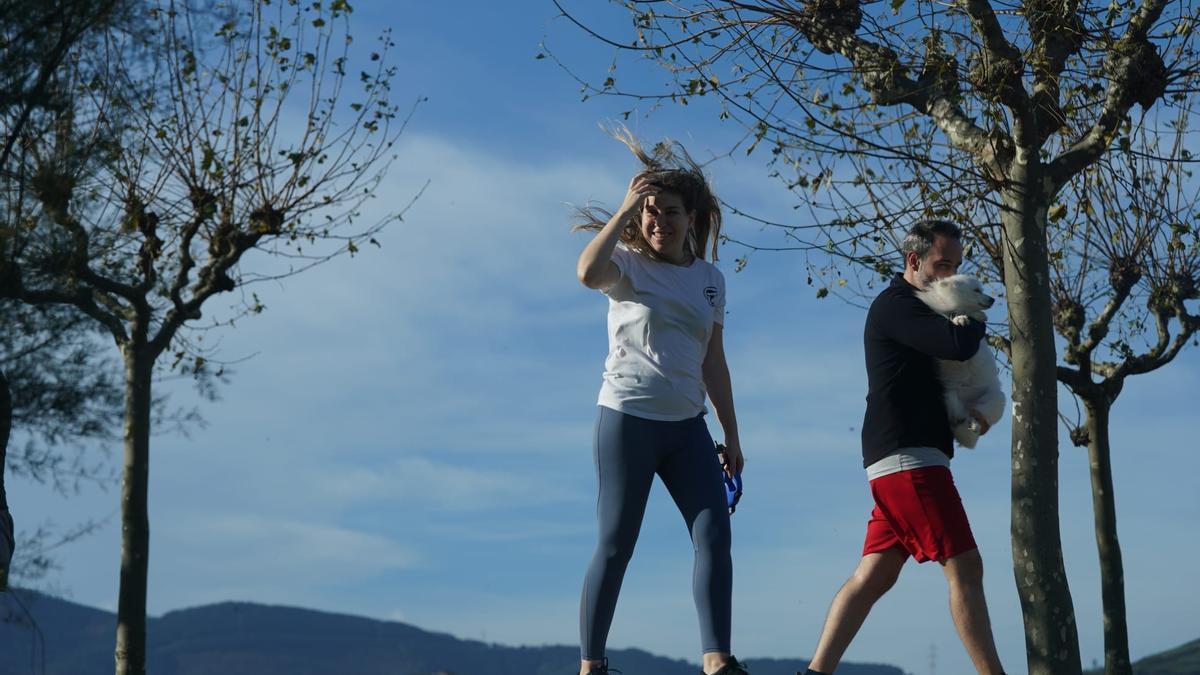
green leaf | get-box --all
[891,0,905,13]
[1048,203,1067,222]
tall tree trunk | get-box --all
[0,369,10,454]
[1001,167,1083,675]
[1083,393,1131,675]
[114,342,152,675]
[1,368,11,591]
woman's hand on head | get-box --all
[617,173,658,218]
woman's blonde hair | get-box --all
[574,127,722,262]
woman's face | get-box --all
[640,192,694,262]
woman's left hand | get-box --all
[719,438,745,477]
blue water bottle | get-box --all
[716,443,743,514]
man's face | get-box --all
[911,235,963,288]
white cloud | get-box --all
[179,514,417,572]
[149,513,418,612]
[314,455,575,513]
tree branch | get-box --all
[785,0,1009,175]
[1048,0,1171,188]
[1056,363,1094,395]
[2,278,127,344]
[165,186,215,325]
[0,1,121,171]
[151,207,279,356]
[1073,271,1137,366]
[32,167,142,304]
[1024,0,1084,144]
[1107,302,1199,379]
[961,0,1037,149]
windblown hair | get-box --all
[574,126,723,262]
[901,219,962,260]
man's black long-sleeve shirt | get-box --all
[861,274,986,467]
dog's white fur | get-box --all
[915,274,1006,449]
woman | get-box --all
[574,135,747,675]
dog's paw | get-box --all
[951,314,971,326]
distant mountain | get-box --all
[0,589,906,675]
[1084,638,1200,675]
[1131,639,1200,675]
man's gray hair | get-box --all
[901,220,962,259]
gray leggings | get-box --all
[579,406,732,659]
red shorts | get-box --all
[862,466,977,563]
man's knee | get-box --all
[849,553,904,598]
[943,547,985,588]
[848,573,897,600]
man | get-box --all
[801,221,1006,675]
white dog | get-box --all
[915,274,1006,449]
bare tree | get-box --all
[1,0,135,597]
[1046,113,1199,674]
[548,1,1200,673]
[0,0,419,672]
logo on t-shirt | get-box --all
[703,286,718,307]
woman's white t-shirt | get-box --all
[596,244,726,421]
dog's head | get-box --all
[917,274,994,320]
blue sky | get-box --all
[10,3,1200,675]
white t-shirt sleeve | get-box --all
[601,244,635,293]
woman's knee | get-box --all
[594,524,640,566]
[689,509,731,554]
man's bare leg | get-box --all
[806,549,907,673]
[942,548,1004,674]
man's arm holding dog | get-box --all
[882,293,986,361]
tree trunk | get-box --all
[1083,394,1131,675]
[1,368,10,591]
[114,343,152,675]
[1001,167,1082,675]
[0,369,10,455]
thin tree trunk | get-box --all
[114,343,152,675]
[0,369,10,453]
[1001,171,1083,675]
[1,368,11,591]
[1083,394,1131,675]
